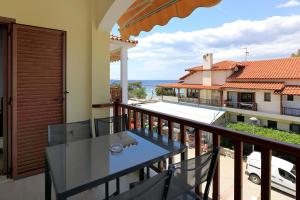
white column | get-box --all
[120,47,128,104]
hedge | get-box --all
[226,122,300,146]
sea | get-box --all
[110,80,177,99]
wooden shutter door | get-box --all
[12,24,66,178]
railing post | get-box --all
[133,110,138,129]
[213,134,220,200]
[149,115,153,131]
[113,101,119,117]
[261,147,272,200]
[195,128,202,196]
[180,124,186,161]
[168,120,173,164]
[141,113,145,129]
[127,109,131,129]
[157,117,162,135]
[234,140,243,200]
[297,157,300,200]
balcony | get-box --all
[225,101,257,111]
[282,107,300,117]
[169,96,222,107]
[115,102,300,200]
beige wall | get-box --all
[0,0,115,122]
[212,71,229,85]
[184,71,203,84]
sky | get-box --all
[110,0,300,80]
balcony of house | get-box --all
[158,86,223,107]
[281,94,300,117]
[224,91,257,111]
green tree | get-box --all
[155,87,175,96]
[110,81,147,99]
[291,49,300,57]
[128,81,147,99]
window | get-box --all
[267,120,277,129]
[290,124,300,134]
[240,93,254,102]
[287,95,294,101]
[278,168,296,183]
[237,115,244,122]
[264,92,271,102]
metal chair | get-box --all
[94,115,128,198]
[167,147,220,200]
[110,170,173,200]
[94,114,128,137]
[48,120,92,146]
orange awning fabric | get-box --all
[118,0,221,39]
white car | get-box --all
[246,151,296,196]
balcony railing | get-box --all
[225,101,257,111]
[178,97,221,107]
[282,107,300,117]
[113,102,300,200]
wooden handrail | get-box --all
[92,103,114,108]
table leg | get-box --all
[45,160,52,200]
[105,182,109,200]
[116,178,120,194]
[139,168,145,181]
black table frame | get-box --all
[45,129,186,200]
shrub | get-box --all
[226,122,300,145]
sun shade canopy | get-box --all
[118,0,221,39]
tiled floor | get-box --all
[0,172,140,200]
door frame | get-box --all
[0,16,15,176]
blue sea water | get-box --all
[110,80,177,99]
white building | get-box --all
[159,54,300,132]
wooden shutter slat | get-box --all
[12,24,66,178]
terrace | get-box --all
[0,0,300,200]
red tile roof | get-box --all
[222,82,285,90]
[228,57,300,80]
[186,61,239,71]
[275,85,300,96]
[158,83,222,90]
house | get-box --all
[158,53,300,132]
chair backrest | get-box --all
[110,170,173,200]
[48,120,92,146]
[94,114,128,137]
[167,147,220,200]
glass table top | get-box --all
[45,129,185,194]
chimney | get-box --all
[202,53,213,86]
[203,53,213,70]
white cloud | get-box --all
[276,0,300,8]
[111,15,300,79]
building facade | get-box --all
[159,54,300,133]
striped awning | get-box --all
[118,0,221,39]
